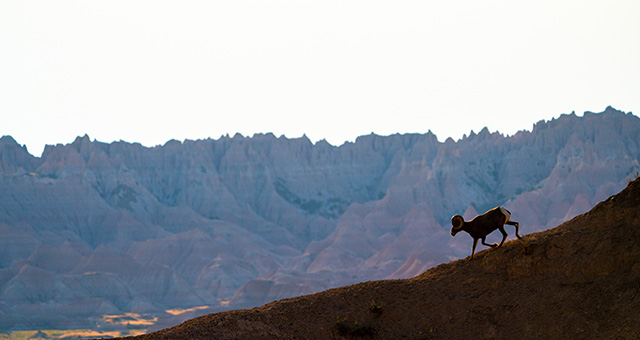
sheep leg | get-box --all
[481,236,498,248]
[506,221,521,239]
[498,226,508,247]
[470,238,479,260]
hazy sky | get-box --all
[2,1,639,156]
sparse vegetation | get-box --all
[273,178,347,217]
[368,299,383,315]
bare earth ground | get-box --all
[124,178,640,340]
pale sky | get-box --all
[1,1,639,157]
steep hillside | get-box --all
[130,178,640,340]
[0,107,638,331]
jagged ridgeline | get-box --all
[0,107,639,331]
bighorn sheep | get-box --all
[451,207,521,260]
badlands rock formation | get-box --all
[130,176,640,340]
[0,107,638,330]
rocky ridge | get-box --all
[0,107,638,331]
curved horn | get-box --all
[451,215,464,231]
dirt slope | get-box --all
[127,178,640,340]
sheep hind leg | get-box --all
[506,221,521,239]
[497,226,508,247]
[481,236,498,248]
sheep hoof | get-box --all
[490,243,498,248]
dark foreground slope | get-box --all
[128,178,640,340]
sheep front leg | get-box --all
[470,238,479,260]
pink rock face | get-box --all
[0,107,638,330]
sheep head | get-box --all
[451,215,464,236]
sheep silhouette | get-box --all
[450,207,521,260]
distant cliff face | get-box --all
[0,107,638,330]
